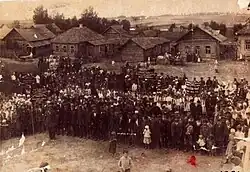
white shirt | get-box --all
[132,83,137,92]
[35,75,40,84]
[143,129,151,138]
[11,75,16,81]
[118,156,132,170]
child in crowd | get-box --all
[196,135,207,154]
[143,125,151,149]
[109,131,117,157]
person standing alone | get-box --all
[118,150,133,172]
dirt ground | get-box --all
[1,57,250,82]
[84,60,250,81]
[0,134,233,172]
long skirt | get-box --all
[225,141,234,158]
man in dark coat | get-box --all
[151,116,161,149]
[46,106,57,140]
[213,119,227,154]
[190,99,196,119]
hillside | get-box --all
[130,13,249,27]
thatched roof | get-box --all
[52,26,104,44]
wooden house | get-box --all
[52,25,106,59]
[102,25,132,38]
[1,27,55,58]
[119,37,170,62]
[175,26,228,60]
[236,25,250,59]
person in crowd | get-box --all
[0,56,250,167]
[225,128,236,163]
[143,125,151,149]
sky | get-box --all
[0,0,248,21]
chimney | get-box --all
[79,24,83,28]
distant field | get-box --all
[131,14,249,27]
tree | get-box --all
[204,22,209,27]
[219,23,227,36]
[79,6,103,33]
[233,23,243,35]
[169,23,176,32]
[33,5,51,24]
[209,20,220,30]
[204,21,227,36]
[188,23,195,30]
[120,19,131,32]
[11,20,20,28]
[52,13,67,30]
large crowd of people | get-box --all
[0,56,250,160]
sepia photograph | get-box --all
[0,0,250,171]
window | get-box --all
[195,46,200,54]
[55,45,59,52]
[63,45,67,52]
[245,40,250,50]
[70,46,75,53]
[205,46,211,54]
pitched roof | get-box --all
[199,26,227,42]
[28,40,51,47]
[52,26,104,44]
[0,25,11,39]
[31,25,56,39]
[236,25,250,35]
[176,26,227,43]
[50,23,62,33]
[12,27,54,42]
[130,37,170,50]
[88,38,129,46]
[158,31,187,42]
[103,25,132,38]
